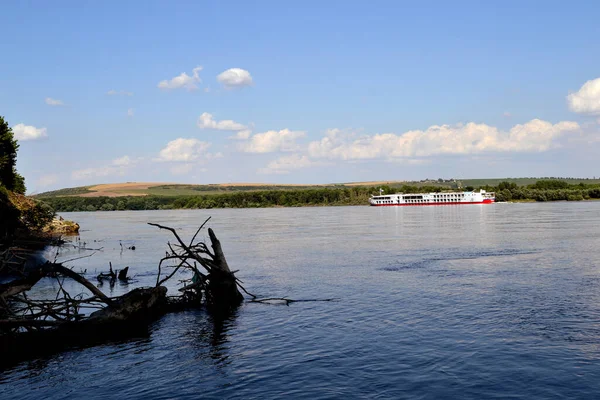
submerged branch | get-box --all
[249,297,339,306]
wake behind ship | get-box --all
[369,190,495,206]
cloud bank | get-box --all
[240,129,305,153]
[157,138,219,162]
[307,119,579,161]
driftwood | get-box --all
[0,262,168,363]
[96,262,130,288]
[149,219,243,311]
[0,218,334,365]
[0,219,246,362]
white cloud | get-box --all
[240,129,305,153]
[127,108,134,117]
[567,77,600,115]
[12,124,47,141]
[505,119,579,152]
[45,97,64,106]
[107,90,133,96]
[308,119,580,161]
[503,112,511,118]
[217,68,253,89]
[307,128,355,158]
[158,66,203,91]
[259,154,322,174]
[71,156,137,180]
[112,156,132,166]
[229,129,252,140]
[72,166,120,180]
[37,174,58,187]
[197,112,246,131]
[157,138,213,162]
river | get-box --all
[2,202,600,399]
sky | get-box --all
[1,0,600,193]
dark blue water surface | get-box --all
[2,202,600,399]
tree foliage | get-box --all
[494,180,600,202]
[0,116,25,194]
[528,179,571,190]
[0,186,21,238]
[20,200,55,231]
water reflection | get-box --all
[181,308,240,368]
[0,325,153,372]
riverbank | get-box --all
[38,181,600,212]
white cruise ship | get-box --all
[369,190,495,206]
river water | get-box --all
[2,202,600,399]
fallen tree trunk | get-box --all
[1,219,244,359]
[88,286,167,322]
[148,221,243,312]
[205,228,244,309]
[0,218,337,367]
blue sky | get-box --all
[2,1,600,192]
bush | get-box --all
[21,200,55,231]
[529,180,570,190]
[588,188,600,199]
[100,202,115,211]
[496,189,512,202]
[0,116,26,193]
[0,185,21,237]
[567,193,584,201]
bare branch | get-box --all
[43,263,113,306]
[189,216,211,247]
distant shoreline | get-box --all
[34,177,600,199]
[37,179,600,212]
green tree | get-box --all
[496,189,513,202]
[0,186,21,237]
[497,181,518,191]
[0,116,26,193]
[100,202,115,211]
[529,180,570,190]
[21,201,55,231]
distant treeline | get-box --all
[39,180,600,212]
[492,180,600,202]
[40,186,433,212]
